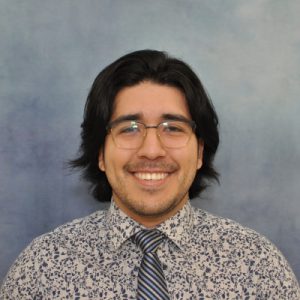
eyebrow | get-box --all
[108,113,193,128]
[108,114,142,128]
[161,114,192,123]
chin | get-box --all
[134,200,177,217]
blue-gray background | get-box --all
[0,0,299,282]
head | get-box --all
[70,50,219,205]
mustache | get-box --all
[124,161,178,173]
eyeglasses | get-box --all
[106,119,196,149]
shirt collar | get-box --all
[156,201,194,251]
[105,200,142,251]
[105,199,194,252]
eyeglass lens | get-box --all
[110,120,193,149]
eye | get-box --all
[162,122,186,134]
[122,125,139,133]
[116,122,141,135]
[166,125,184,132]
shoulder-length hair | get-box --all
[70,50,219,202]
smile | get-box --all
[134,172,168,181]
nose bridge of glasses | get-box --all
[142,124,164,144]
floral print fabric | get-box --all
[1,201,299,299]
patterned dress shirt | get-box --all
[1,200,299,299]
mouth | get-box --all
[131,171,171,187]
[125,162,177,187]
[134,172,169,181]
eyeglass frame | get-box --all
[106,118,197,149]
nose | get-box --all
[136,128,167,159]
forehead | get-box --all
[111,81,191,121]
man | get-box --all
[1,50,299,299]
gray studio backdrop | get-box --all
[0,0,299,282]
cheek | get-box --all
[173,148,199,173]
[104,147,133,175]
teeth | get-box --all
[134,173,168,180]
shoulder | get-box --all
[32,209,108,253]
[190,206,300,298]
[5,210,108,273]
[11,208,108,264]
[190,206,286,262]
[0,210,109,298]
[192,206,273,247]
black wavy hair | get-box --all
[70,50,219,201]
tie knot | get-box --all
[132,230,164,253]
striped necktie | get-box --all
[132,230,170,300]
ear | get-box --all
[197,140,204,170]
[98,148,105,172]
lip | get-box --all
[131,171,171,187]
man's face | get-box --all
[99,81,203,227]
